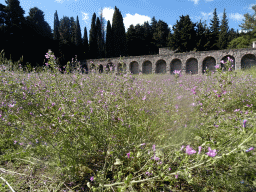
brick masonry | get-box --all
[78,47,256,74]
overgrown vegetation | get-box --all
[0,50,255,191]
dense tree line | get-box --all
[0,0,253,70]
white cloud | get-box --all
[100,7,115,25]
[81,12,90,24]
[123,13,151,31]
[189,0,200,4]
[229,13,244,22]
[205,0,213,2]
[198,12,212,21]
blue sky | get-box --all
[2,0,256,41]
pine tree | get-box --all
[126,24,137,56]
[239,5,256,32]
[195,20,208,51]
[153,20,170,48]
[209,8,220,50]
[2,0,26,62]
[150,16,158,54]
[219,9,229,49]
[170,15,196,52]
[106,20,113,58]
[111,6,127,57]
[143,21,153,55]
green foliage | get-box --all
[227,36,251,49]
[0,50,256,191]
[170,15,196,52]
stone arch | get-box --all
[130,61,139,74]
[106,63,115,73]
[99,64,103,73]
[117,63,127,73]
[202,56,216,73]
[170,58,182,74]
[142,60,152,74]
[241,54,256,69]
[186,58,198,74]
[155,59,166,73]
[221,55,235,70]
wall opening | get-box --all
[202,56,216,73]
[99,64,103,73]
[155,60,166,73]
[130,61,139,74]
[221,55,235,70]
[117,63,127,73]
[186,58,198,74]
[106,63,115,73]
[142,61,152,74]
[170,59,182,74]
[241,54,256,69]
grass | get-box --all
[0,49,255,191]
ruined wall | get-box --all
[78,47,256,74]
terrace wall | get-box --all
[78,47,256,74]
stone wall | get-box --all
[78,47,256,74]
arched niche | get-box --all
[202,56,216,73]
[221,55,235,70]
[155,60,166,73]
[241,54,256,69]
[130,61,139,74]
[106,63,115,73]
[170,59,182,74]
[186,58,198,74]
[142,61,152,74]
[117,63,127,73]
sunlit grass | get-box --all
[0,50,255,191]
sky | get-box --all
[1,0,256,41]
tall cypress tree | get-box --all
[106,20,113,58]
[53,10,60,41]
[89,13,98,59]
[75,15,83,60]
[96,17,103,58]
[112,6,127,57]
[219,9,229,49]
[99,8,106,58]
[209,8,220,50]
[82,26,89,60]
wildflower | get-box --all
[234,109,240,112]
[127,152,130,158]
[169,168,171,171]
[198,146,202,154]
[186,145,196,155]
[175,174,178,179]
[245,147,254,152]
[141,143,146,146]
[215,64,221,69]
[180,145,184,151]
[90,176,94,181]
[243,119,247,128]
[153,155,160,161]
[152,145,156,151]
[206,147,217,157]
[14,140,17,144]
[142,95,146,100]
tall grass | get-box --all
[0,49,255,191]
